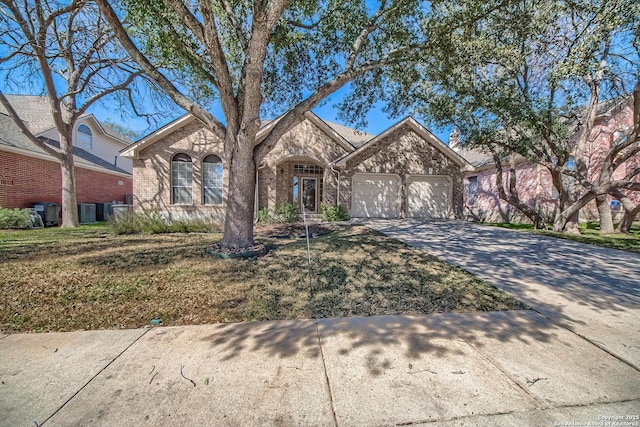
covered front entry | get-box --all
[406,175,452,218]
[351,173,400,218]
[275,160,324,213]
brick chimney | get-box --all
[449,128,461,151]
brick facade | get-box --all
[0,149,132,209]
[463,163,559,223]
[462,102,640,224]
[259,119,348,211]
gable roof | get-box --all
[298,112,356,152]
[322,120,374,147]
[0,94,132,145]
[334,117,472,169]
[121,114,196,158]
[0,113,131,176]
[125,111,360,158]
[0,95,53,134]
[456,147,494,169]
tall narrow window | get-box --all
[203,154,223,205]
[171,153,193,204]
[77,124,92,149]
[468,176,478,205]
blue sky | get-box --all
[88,86,452,143]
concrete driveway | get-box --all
[369,219,640,370]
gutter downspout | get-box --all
[254,163,267,224]
[330,165,341,206]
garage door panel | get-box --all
[407,177,451,219]
[352,174,400,218]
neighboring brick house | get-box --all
[120,112,472,223]
[0,95,133,210]
[457,99,640,223]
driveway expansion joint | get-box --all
[457,327,546,408]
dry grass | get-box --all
[0,224,525,333]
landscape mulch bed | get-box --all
[255,223,336,239]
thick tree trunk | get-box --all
[221,134,257,250]
[617,206,639,233]
[612,191,640,233]
[550,167,581,233]
[59,134,79,227]
[596,195,614,233]
[553,192,597,233]
[493,155,546,229]
[563,212,581,234]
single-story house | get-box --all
[121,112,473,223]
[0,95,133,211]
[457,98,640,223]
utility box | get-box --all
[111,204,133,220]
[95,203,114,221]
[32,202,61,226]
[77,203,97,224]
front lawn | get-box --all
[487,222,640,253]
[0,224,525,333]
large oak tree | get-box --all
[382,0,640,232]
[96,0,431,249]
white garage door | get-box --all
[407,176,451,219]
[352,173,400,218]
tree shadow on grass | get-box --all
[193,225,551,372]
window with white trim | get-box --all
[203,154,223,205]
[77,124,92,150]
[468,176,478,205]
[171,153,193,204]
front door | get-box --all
[293,177,318,213]
[301,177,317,212]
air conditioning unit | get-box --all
[95,203,113,221]
[78,203,96,224]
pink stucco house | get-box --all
[457,99,640,224]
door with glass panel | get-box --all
[293,177,318,212]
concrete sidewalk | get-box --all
[2,311,639,426]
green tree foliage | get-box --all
[97,0,429,249]
[383,0,640,232]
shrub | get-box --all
[107,211,146,234]
[275,203,300,222]
[257,203,300,223]
[257,207,273,223]
[136,210,170,234]
[0,207,32,229]
[320,203,350,222]
[108,210,216,234]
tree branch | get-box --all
[220,0,248,50]
[96,0,226,139]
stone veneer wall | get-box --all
[340,126,465,218]
[258,119,348,210]
[133,119,227,224]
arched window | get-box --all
[203,154,223,205]
[77,124,92,149]
[171,153,193,204]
